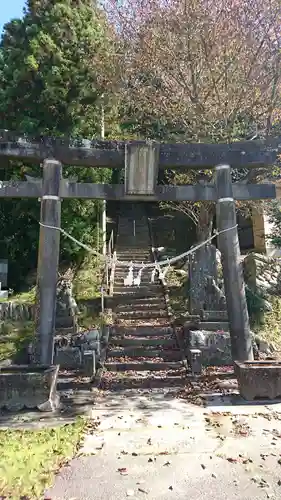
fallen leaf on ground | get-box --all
[138,488,149,494]
[117,467,128,475]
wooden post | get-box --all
[214,164,253,362]
[36,159,62,365]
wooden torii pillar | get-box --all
[35,159,62,365]
[215,164,253,362]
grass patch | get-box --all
[77,307,113,330]
[77,308,101,330]
[73,256,102,301]
[0,417,87,499]
[0,322,34,362]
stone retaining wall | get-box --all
[0,302,35,321]
[243,253,281,293]
[0,296,101,324]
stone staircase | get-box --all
[105,204,184,374]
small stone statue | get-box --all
[56,278,79,316]
[56,278,79,332]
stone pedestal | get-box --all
[189,348,202,375]
[186,329,232,366]
[0,364,60,411]
[83,350,96,378]
[235,360,281,400]
[54,347,82,369]
[53,328,101,376]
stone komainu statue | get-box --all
[56,274,79,331]
[31,271,79,362]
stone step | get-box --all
[201,310,228,321]
[110,337,176,347]
[114,277,154,284]
[116,307,166,314]
[117,310,167,319]
[198,321,229,331]
[112,325,172,336]
[117,239,149,243]
[117,240,149,244]
[112,297,165,307]
[114,266,152,271]
[115,318,169,328]
[114,279,153,285]
[114,271,152,277]
[117,247,149,251]
[117,251,150,255]
[114,270,152,276]
[108,348,181,359]
[117,248,150,253]
[117,225,146,229]
[118,225,148,228]
[116,250,151,254]
[118,241,149,244]
[116,262,150,266]
[114,285,162,293]
[115,263,151,267]
[116,301,165,310]
[113,293,163,300]
[104,361,183,372]
[114,292,163,299]
[117,224,148,228]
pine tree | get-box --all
[0,0,118,288]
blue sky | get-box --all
[0,0,26,35]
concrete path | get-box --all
[46,378,281,500]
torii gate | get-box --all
[0,130,280,366]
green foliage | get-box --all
[266,200,281,248]
[73,255,102,301]
[0,0,117,136]
[0,0,118,289]
[254,296,281,349]
[245,285,269,327]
